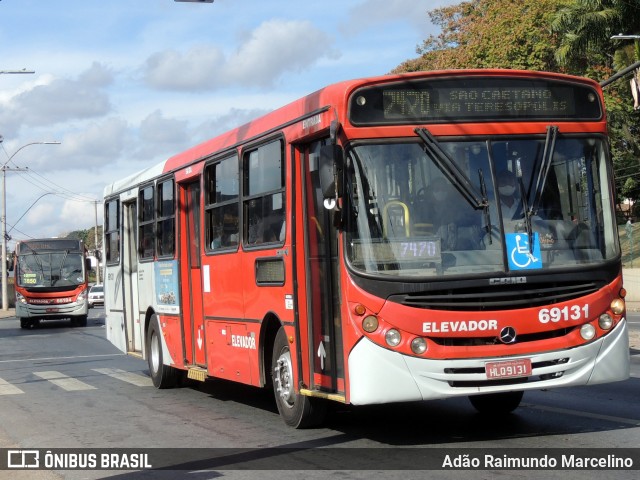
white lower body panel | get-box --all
[348,319,629,405]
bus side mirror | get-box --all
[319,144,344,209]
[85,258,92,272]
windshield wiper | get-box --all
[478,168,492,244]
[23,251,46,286]
[528,125,558,218]
[415,128,488,210]
[53,250,70,286]
[523,125,558,254]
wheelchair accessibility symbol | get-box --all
[506,233,542,270]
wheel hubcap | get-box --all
[274,348,295,407]
[150,332,160,374]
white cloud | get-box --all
[222,19,339,86]
[34,117,130,172]
[21,202,56,233]
[0,63,114,135]
[133,110,190,160]
[139,110,189,144]
[0,0,437,242]
[143,19,339,91]
[143,46,226,91]
[193,107,271,143]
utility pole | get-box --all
[0,141,61,311]
[1,68,36,311]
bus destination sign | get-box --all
[18,239,83,254]
[349,77,602,125]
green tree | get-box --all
[64,227,102,251]
[551,1,640,219]
[394,0,640,218]
[393,0,569,73]
[552,0,640,73]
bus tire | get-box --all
[72,315,88,327]
[271,326,326,428]
[19,318,31,329]
[468,391,524,415]
[147,314,180,389]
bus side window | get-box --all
[205,155,239,251]
[243,139,285,247]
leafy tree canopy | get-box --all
[393,0,640,220]
[393,0,570,73]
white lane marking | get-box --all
[33,371,97,391]
[0,353,125,364]
[524,403,640,426]
[92,368,153,387]
[0,378,24,395]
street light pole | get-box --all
[6,192,56,236]
[601,35,640,89]
[1,141,61,311]
[0,69,35,75]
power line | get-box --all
[1,142,99,203]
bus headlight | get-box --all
[598,313,613,330]
[362,315,378,333]
[385,329,401,347]
[410,337,428,355]
[610,298,625,315]
[580,324,596,340]
[15,292,27,304]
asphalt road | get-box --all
[0,308,638,480]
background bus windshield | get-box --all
[17,252,85,288]
[345,137,618,277]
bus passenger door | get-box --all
[123,201,142,353]
[300,140,345,396]
[179,181,206,367]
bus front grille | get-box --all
[388,281,600,311]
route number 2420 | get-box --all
[538,304,589,323]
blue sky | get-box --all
[0,0,455,247]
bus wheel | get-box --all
[147,314,180,389]
[72,315,88,327]
[468,391,524,415]
[272,327,326,428]
[19,318,31,329]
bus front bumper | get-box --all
[347,319,630,405]
[15,300,88,319]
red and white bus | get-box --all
[14,238,90,329]
[103,70,629,427]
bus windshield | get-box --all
[345,136,618,277]
[17,251,85,287]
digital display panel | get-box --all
[18,239,83,254]
[350,238,442,265]
[349,77,602,125]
